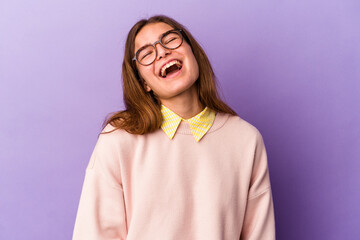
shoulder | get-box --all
[219,113,262,135]
[215,113,264,144]
[86,123,139,170]
[94,123,139,153]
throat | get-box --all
[160,85,203,119]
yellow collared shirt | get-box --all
[160,104,216,142]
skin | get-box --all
[134,22,204,119]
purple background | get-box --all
[1,0,359,239]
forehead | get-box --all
[134,22,174,51]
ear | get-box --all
[143,81,152,92]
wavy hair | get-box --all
[101,15,236,134]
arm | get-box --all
[73,131,127,240]
[240,131,276,240]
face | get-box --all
[134,22,199,103]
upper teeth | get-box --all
[161,60,182,77]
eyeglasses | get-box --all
[132,29,184,66]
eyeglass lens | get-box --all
[136,31,182,65]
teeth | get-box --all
[160,60,182,77]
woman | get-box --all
[73,15,275,240]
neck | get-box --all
[160,85,204,119]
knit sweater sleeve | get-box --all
[73,128,127,240]
[240,130,276,240]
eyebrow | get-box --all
[138,29,174,46]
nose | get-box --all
[155,42,170,60]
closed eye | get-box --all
[141,50,153,60]
[165,37,177,44]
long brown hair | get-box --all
[101,15,236,134]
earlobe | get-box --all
[144,81,152,92]
[139,74,152,92]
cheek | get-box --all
[190,55,199,78]
[138,65,155,81]
[184,46,199,78]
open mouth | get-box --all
[159,60,183,78]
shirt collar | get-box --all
[160,104,216,142]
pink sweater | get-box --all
[73,113,276,239]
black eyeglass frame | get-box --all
[132,29,184,66]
